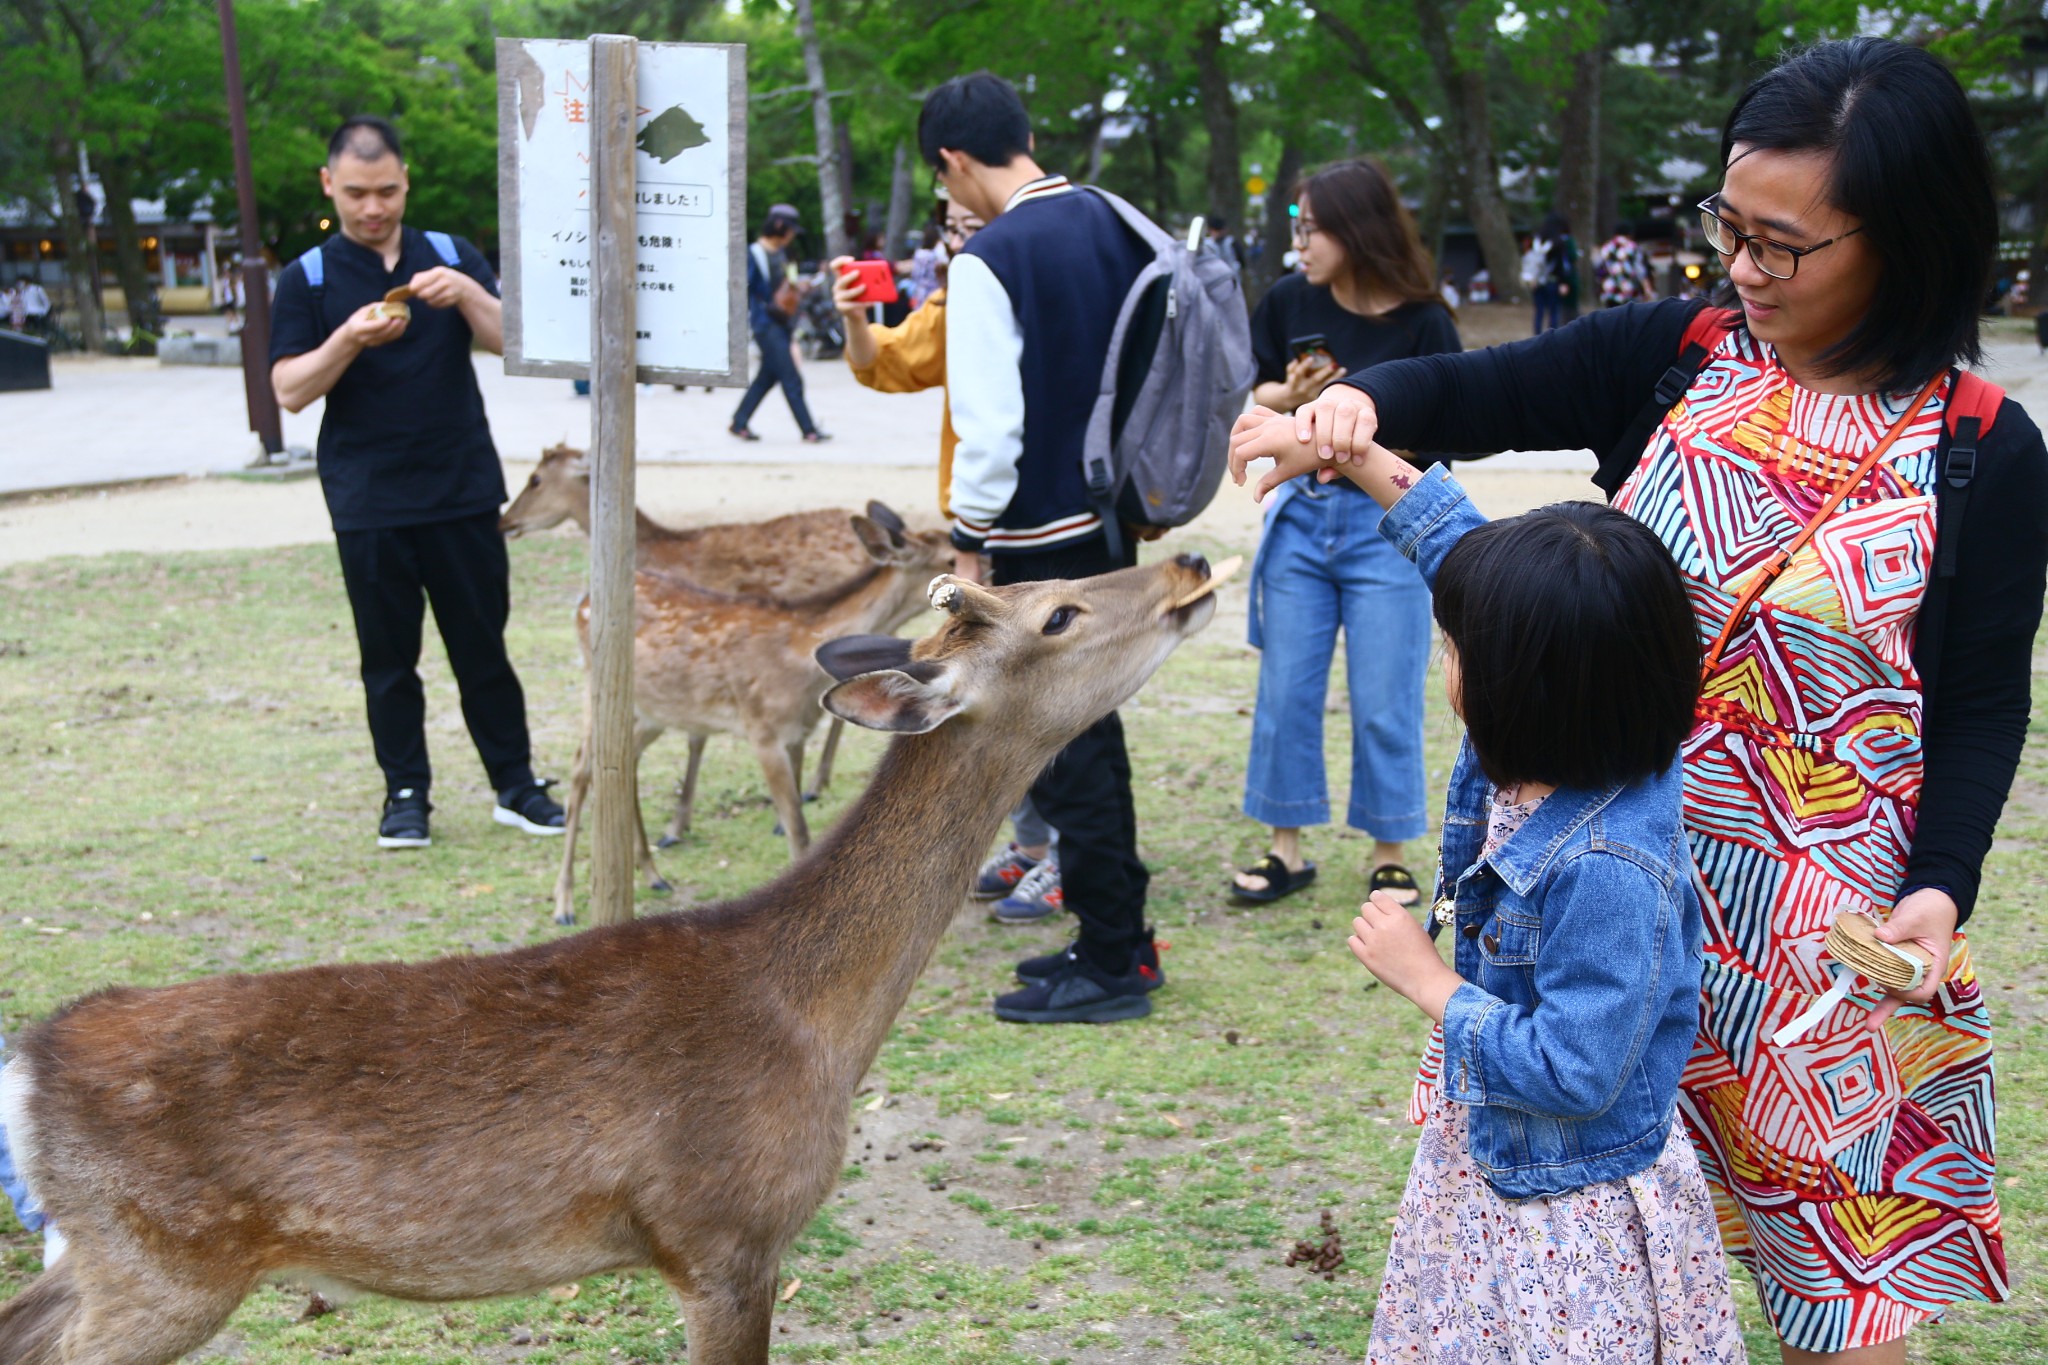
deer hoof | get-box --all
[656,833,684,849]
[650,876,672,893]
[772,820,786,837]
[553,909,576,927]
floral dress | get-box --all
[1371,790,1746,1364]
[1613,330,2006,1351]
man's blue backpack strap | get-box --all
[424,231,460,267]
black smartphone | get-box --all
[1289,333,1333,367]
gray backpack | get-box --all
[1081,188,1256,557]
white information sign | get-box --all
[497,37,747,384]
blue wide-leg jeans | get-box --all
[1244,480,1431,840]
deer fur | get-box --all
[501,445,931,835]
[551,513,953,922]
[0,553,1218,1365]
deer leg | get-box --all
[34,1251,247,1365]
[632,721,670,892]
[670,1266,777,1365]
[753,734,810,857]
[804,717,843,801]
[553,731,594,926]
[659,733,707,849]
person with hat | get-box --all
[730,203,831,443]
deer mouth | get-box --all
[1165,553,1242,622]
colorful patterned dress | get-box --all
[1609,329,2007,1351]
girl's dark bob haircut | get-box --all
[1434,502,1699,791]
[1719,37,1996,391]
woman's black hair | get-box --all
[1434,503,1700,791]
[1718,36,1995,390]
[917,72,1031,172]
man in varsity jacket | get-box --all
[922,72,1161,1024]
[271,116,563,851]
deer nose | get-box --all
[1174,552,1210,578]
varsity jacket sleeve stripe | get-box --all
[942,252,1026,551]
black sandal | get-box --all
[1369,863,1423,907]
[1229,853,1317,904]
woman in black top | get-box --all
[1232,158,1461,908]
[1233,38,2044,1365]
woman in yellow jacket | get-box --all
[832,199,1060,914]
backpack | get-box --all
[298,231,461,335]
[1601,304,2005,675]
[1519,238,1552,289]
[1079,188,1256,558]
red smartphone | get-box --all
[841,258,899,305]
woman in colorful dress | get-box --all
[1231,37,2046,1365]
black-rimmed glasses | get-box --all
[1697,197,1861,280]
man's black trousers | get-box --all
[992,535,1148,967]
[334,509,536,797]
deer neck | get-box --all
[561,484,667,547]
[769,718,1043,1082]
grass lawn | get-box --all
[2,513,2045,1363]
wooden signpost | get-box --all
[497,35,747,925]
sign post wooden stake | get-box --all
[586,32,639,926]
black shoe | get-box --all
[378,787,432,849]
[1017,931,1163,991]
[994,944,1155,1024]
[495,778,566,836]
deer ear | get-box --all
[824,669,961,734]
[865,500,907,535]
[816,633,912,681]
[850,514,899,561]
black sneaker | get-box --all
[993,945,1155,1024]
[1017,931,1164,991]
[378,788,431,849]
[495,778,566,835]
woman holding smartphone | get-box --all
[1232,158,1461,906]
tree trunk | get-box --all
[1419,143,1451,268]
[1247,135,1302,308]
[1555,42,1602,301]
[1146,110,1170,225]
[884,140,914,258]
[790,0,849,261]
[49,140,104,350]
[1414,0,1523,303]
[1191,17,1241,230]
[99,154,160,336]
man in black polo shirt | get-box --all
[271,115,562,850]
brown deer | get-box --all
[500,444,918,831]
[0,553,1222,1365]
[551,512,953,923]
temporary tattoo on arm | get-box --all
[1389,471,1413,490]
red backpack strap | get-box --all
[1945,370,2002,440]
[1680,306,1739,356]
[1933,370,2003,579]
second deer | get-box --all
[0,553,1223,1365]
[551,511,953,922]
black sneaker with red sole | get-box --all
[1015,930,1164,992]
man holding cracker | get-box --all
[271,115,562,850]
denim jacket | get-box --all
[1380,465,1705,1199]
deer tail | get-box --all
[0,1255,79,1364]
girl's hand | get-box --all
[1863,888,1958,1031]
[1229,406,1327,502]
[1348,891,1462,1022]
[829,256,867,316]
[1293,384,1380,466]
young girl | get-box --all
[1325,443,1745,1362]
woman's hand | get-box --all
[1281,353,1347,410]
[1229,406,1328,501]
[829,256,866,317]
[1862,887,1958,1031]
[1348,891,1462,1023]
[1294,384,1381,466]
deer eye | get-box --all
[1042,605,1079,636]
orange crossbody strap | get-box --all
[1698,369,1947,680]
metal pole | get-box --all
[215,0,284,456]
[585,33,640,926]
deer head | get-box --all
[500,443,590,538]
[817,552,1220,746]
